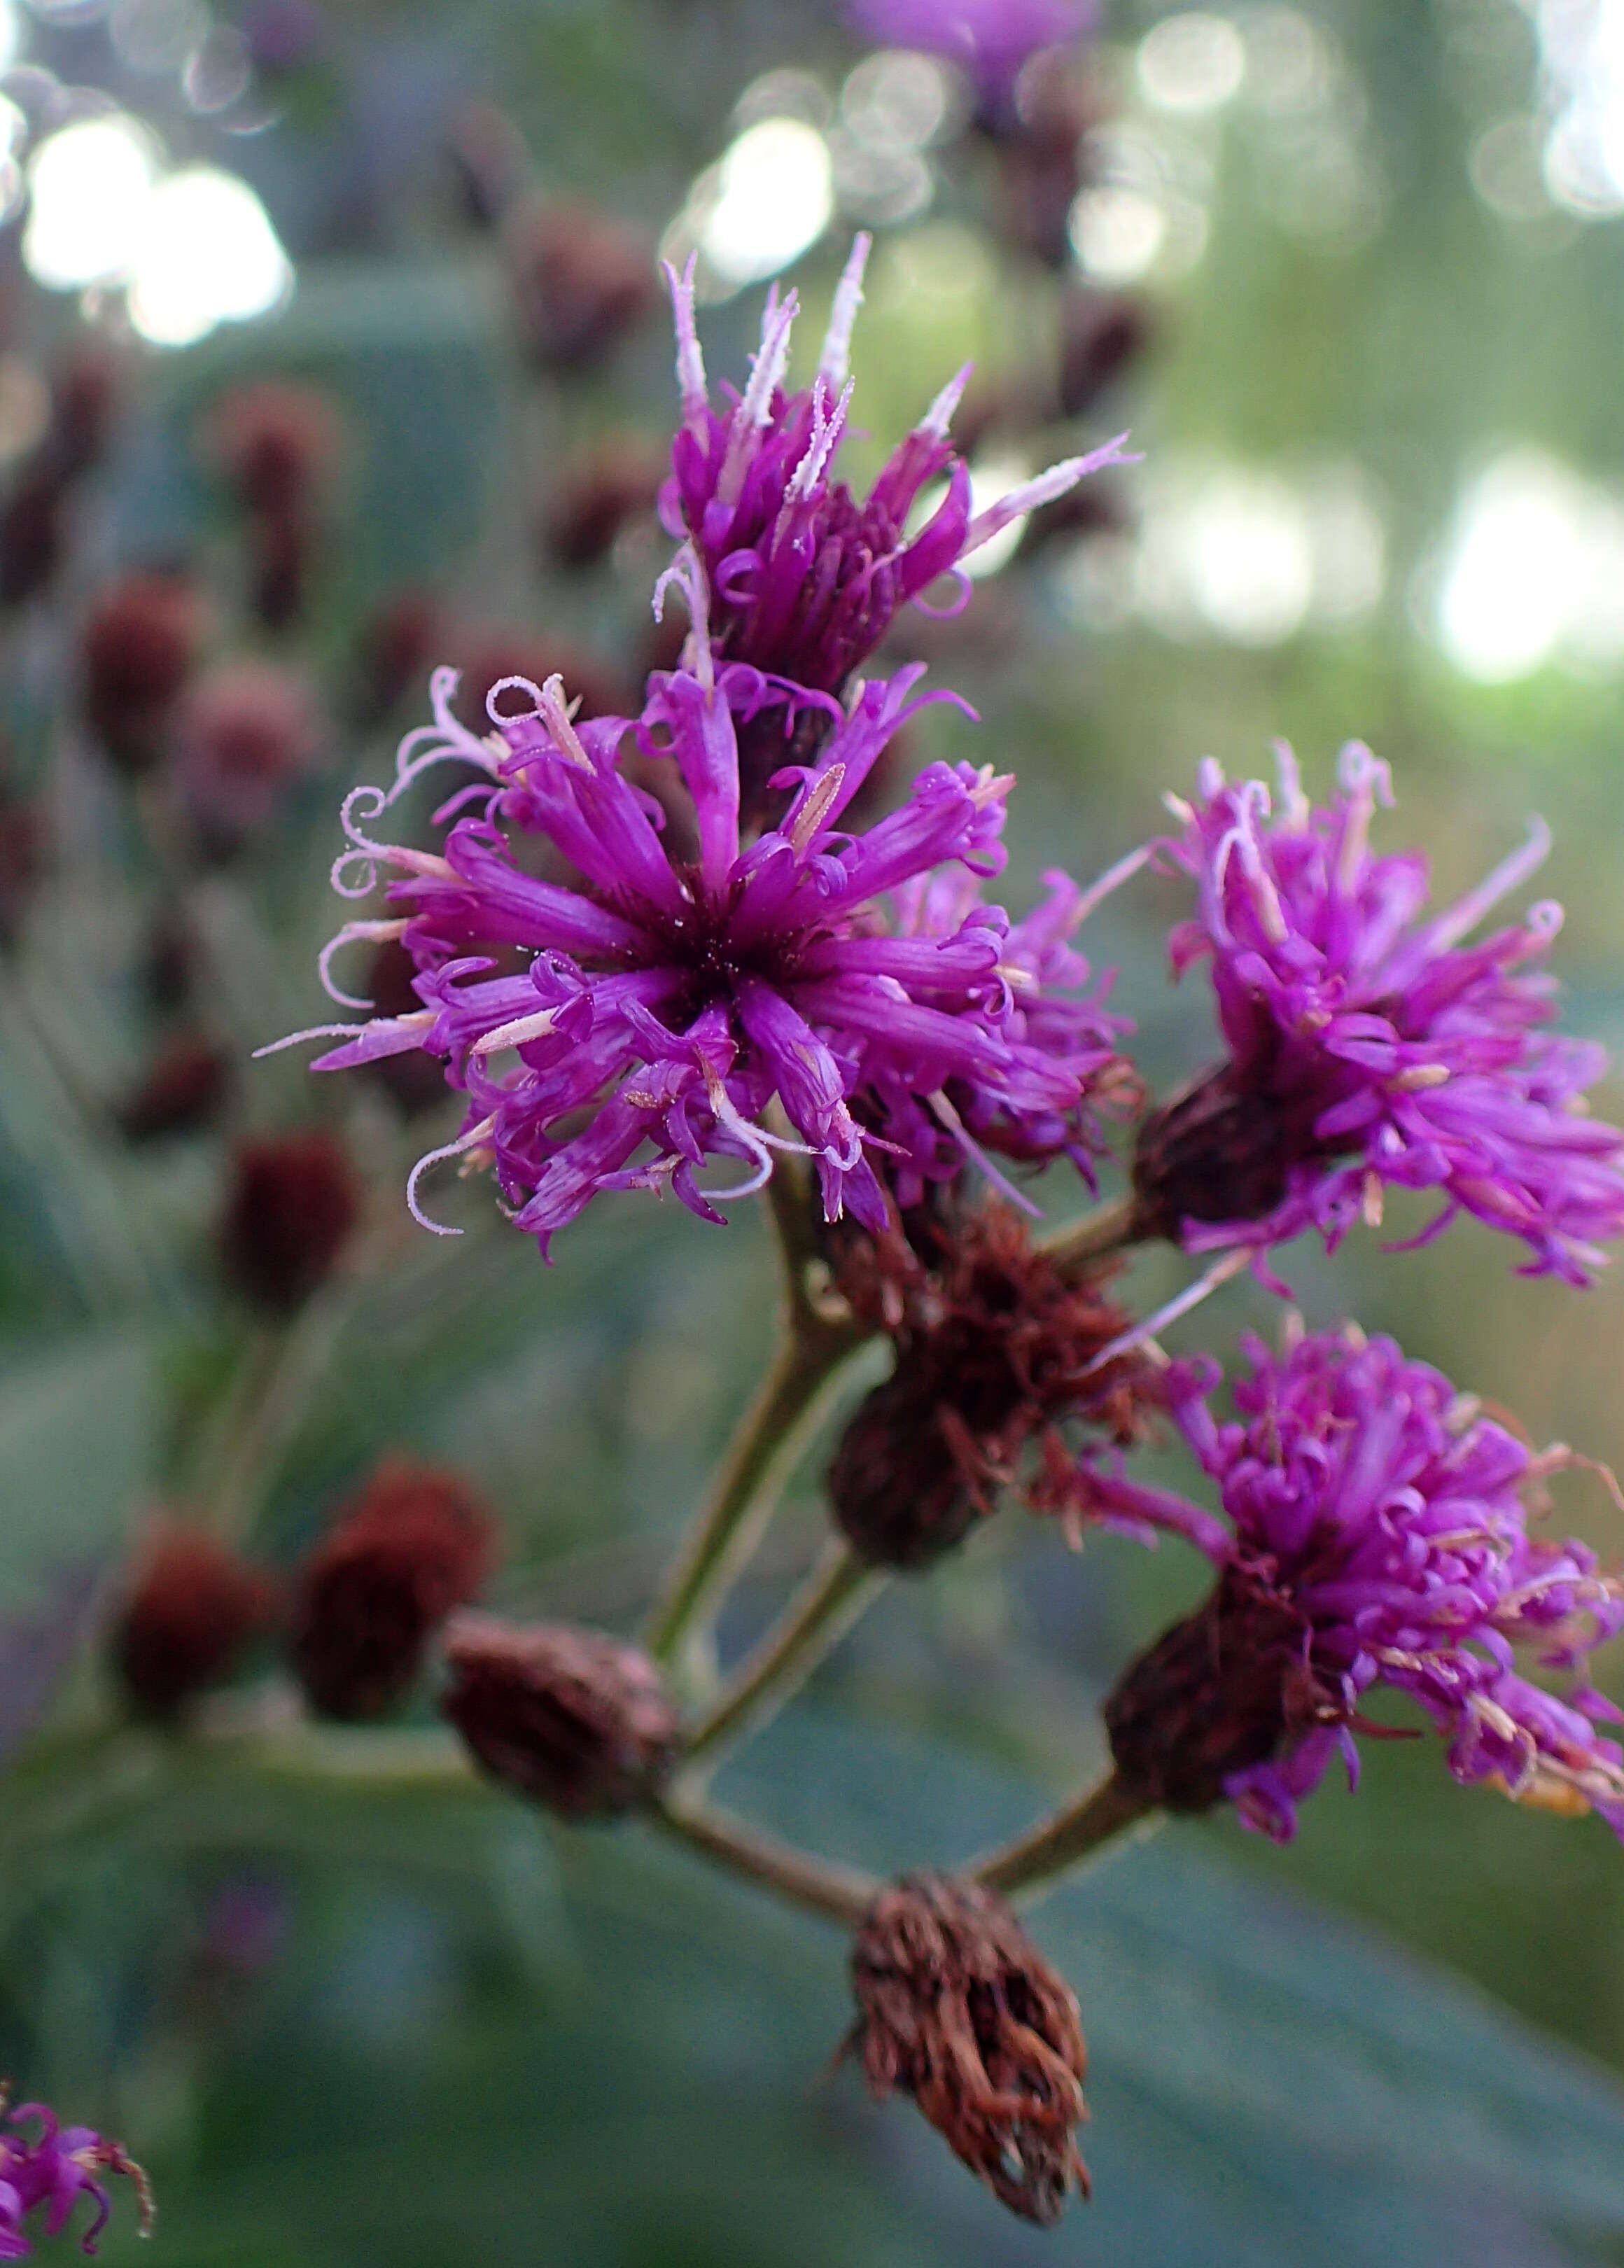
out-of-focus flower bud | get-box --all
[0,791,41,948]
[446,99,529,230]
[80,571,204,775]
[0,471,67,608]
[207,379,342,519]
[118,1033,232,1142]
[176,659,323,847]
[46,341,123,479]
[353,587,445,724]
[114,1522,281,1718]
[451,628,629,731]
[994,50,1099,267]
[292,1457,498,1720]
[1056,287,1150,417]
[441,1613,678,1817]
[849,1873,1090,2224]
[502,197,659,372]
[220,1128,360,1311]
[540,436,665,571]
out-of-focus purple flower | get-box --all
[659,242,1128,723]
[268,648,1133,1254]
[1086,1323,1624,1842]
[1132,745,1624,1286]
[845,0,1093,111]
[0,2097,153,2257]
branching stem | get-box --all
[681,1543,881,1771]
[972,1772,1157,1898]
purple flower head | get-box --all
[845,0,1094,109]
[1087,1323,1624,1842]
[267,654,1135,1255]
[0,2098,153,2257]
[659,241,1129,800]
[1132,743,1624,1287]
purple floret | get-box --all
[1135,743,1624,1285]
[1086,1323,1624,1842]
[845,0,1094,108]
[0,2101,152,2257]
[273,651,1134,1255]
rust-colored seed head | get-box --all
[292,1457,498,1721]
[828,1205,1153,1570]
[1104,1574,1322,1812]
[850,1874,1091,2225]
[115,1523,281,1718]
[221,1129,360,1311]
[440,1614,678,1817]
[502,197,659,372]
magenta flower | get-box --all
[1132,744,1624,1285]
[0,2099,152,2258]
[1085,1324,1624,1842]
[844,0,1093,107]
[269,653,1133,1254]
[661,241,1128,728]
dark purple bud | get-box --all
[849,1873,1090,2225]
[293,1457,498,1721]
[206,379,342,518]
[502,197,659,372]
[1057,287,1151,416]
[441,1613,678,1817]
[177,659,323,847]
[541,437,665,571]
[115,1522,281,1719]
[221,1128,360,1311]
[80,570,204,775]
[118,1034,232,1142]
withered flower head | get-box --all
[849,1873,1090,2225]
[118,1033,232,1143]
[828,1204,1154,1569]
[292,1456,498,1721]
[115,1522,281,1718]
[502,197,659,372]
[440,1613,678,1817]
[221,1128,360,1311]
[80,570,202,774]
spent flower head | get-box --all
[1133,744,1624,1286]
[1084,1322,1624,1840]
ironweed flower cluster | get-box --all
[246,244,1624,2224]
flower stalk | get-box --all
[652,1791,879,1926]
[972,1772,1156,1899]
[681,1541,882,1771]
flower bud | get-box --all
[1057,287,1151,417]
[118,1034,232,1142]
[353,587,444,724]
[115,1522,281,1718]
[0,792,41,949]
[176,659,323,847]
[221,1129,360,1311]
[828,1206,1153,1569]
[541,437,664,570]
[849,1874,1090,2225]
[0,471,66,606]
[1102,1577,1314,1813]
[292,1457,497,1720]
[440,1614,678,1817]
[1130,1063,1316,1242]
[206,379,342,519]
[80,570,203,775]
[502,197,659,372]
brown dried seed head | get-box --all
[440,1614,678,1818]
[850,1874,1090,2225]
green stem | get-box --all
[1039,1191,1142,1278]
[652,1793,878,1927]
[643,1161,869,1667]
[681,1542,881,1771]
[972,1772,1156,1899]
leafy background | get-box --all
[3,0,1624,2260]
